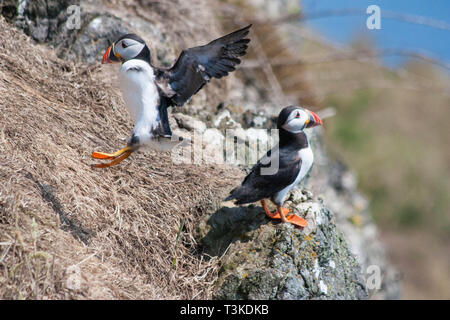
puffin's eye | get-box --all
[121,42,128,49]
[295,112,300,118]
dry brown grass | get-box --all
[0,16,243,299]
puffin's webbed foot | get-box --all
[285,212,308,228]
[276,204,307,227]
[91,145,133,168]
[260,200,307,228]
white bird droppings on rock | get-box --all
[313,259,321,279]
[319,280,328,295]
[88,17,103,32]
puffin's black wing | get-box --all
[225,146,302,205]
[156,25,251,106]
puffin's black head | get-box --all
[102,34,150,64]
[277,105,322,133]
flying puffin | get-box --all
[225,106,322,228]
[91,25,252,168]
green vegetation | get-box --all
[323,79,450,235]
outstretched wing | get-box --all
[226,146,302,205]
[156,25,251,106]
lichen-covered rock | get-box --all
[56,12,130,64]
[198,194,368,300]
[1,0,167,64]
[2,0,131,63]
[9,0,76,42]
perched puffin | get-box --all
[92,25,252,168]
[225,106,322,228]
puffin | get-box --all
[92,25,252,168]
[225,106,322,228]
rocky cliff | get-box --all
[0,0,399,299]
[199,190,367,300]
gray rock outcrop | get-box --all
[198,190,368,299]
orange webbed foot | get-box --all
[286,214,308,228]
[260,200,307,228]
[91,151,117,160]
[261,200,281,219]
[261,201,289,220]
[91,146,133,168]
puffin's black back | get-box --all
[225,145,302,205]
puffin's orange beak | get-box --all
[102,44,120,64]
[305,109,322,128]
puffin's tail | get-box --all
[224,185,256,205]
[224,187,238,202]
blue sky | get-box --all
[301,0,450,69]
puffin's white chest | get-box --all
[295,147,314,184]
[118,59,160,143]
[273,146,314,204]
